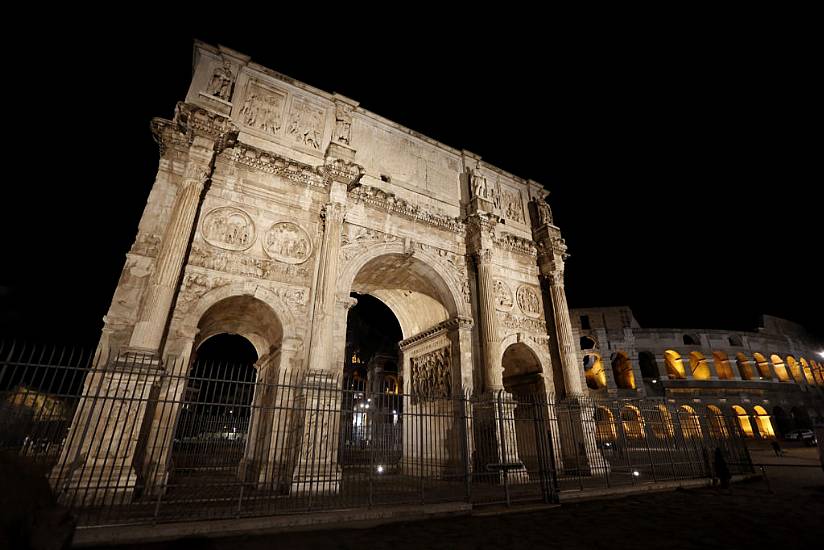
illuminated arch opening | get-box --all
[595,406,617,443]
[753,405,775,438]
[770,354,790,382]
[786,356,803,384]
[679,405,702,438]
[620,405,644,439]
[735,353,755,380]
[610,352,636,389]
[706,405,728,438]
[712,351,735,380]
[812,361,824,385]
[688,351,712,380]
[664,350,686,379]
[583,353,607,390]
[800,358,815,384]
[732,405,754,438]
[753,353,772,380]
[648,404,675,438]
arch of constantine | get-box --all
[9,41,814,523]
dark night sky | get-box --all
[1,16,821,348]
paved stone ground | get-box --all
[99,441,824,550]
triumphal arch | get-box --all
[53,41,596,506]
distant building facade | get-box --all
[571,306,824,437]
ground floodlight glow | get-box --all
[377,465,384,474]
[632,470,640,477]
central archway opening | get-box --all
[340,293,403,466]
[340,252,462,483]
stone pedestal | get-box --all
[472,391,528,483]
[555,397,610,476]
[50,352,163,506]
[290,371,342,495]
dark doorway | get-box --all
[169,334,258,490]
[340,293,403,467]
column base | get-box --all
[290,466,342,496]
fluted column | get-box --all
[129,153,213,353]
[546,272,585,395]
[475,249,503,390]
[306,201,346,373]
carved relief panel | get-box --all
[500,186,525,224]
[264,222,313,264]
[240,80,287,136]
[287,97,326,150]
[201,207,256,251]
[494,279,513,311]
[410,345,452,403]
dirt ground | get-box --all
[99,441,824,550]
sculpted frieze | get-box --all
[497,311,547,334]
[189,243,312,282]
[341,226,398,261]
[177,272,230,312]
[264,222,313,264]
[272,284,310,311]
[495,233,537,257]
[201,207,256,251]
[416,242,467,277]
[410,346,452,403]
[349,184,464,234]
[229,144,326,189]
[240,80,287,136]
[516,285,541,317]
[287,97,325,150]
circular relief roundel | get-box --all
[516,285,541,317]
[201,207,256,251]
[264,222,313,264]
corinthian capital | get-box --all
[182,161,212,188]
[545,271,565,287]
[321,202,346,228]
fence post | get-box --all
[495,390,511,507]
[462,392,471,502]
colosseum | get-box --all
[570,306,824,439]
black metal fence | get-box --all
[0,342,752,527]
